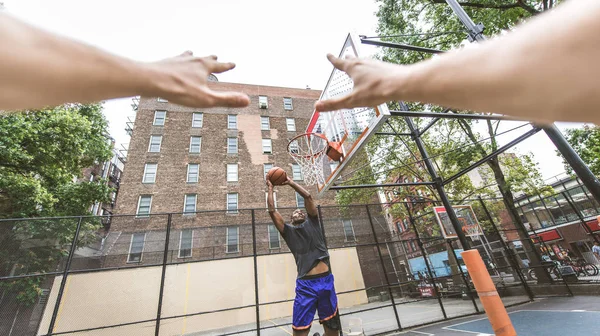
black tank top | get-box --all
[282,214,329,278]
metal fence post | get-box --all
[404,204,447,319]
[47,216,83,335]
[155,214,173,336]
[447,241,480,313]
[251,210,261,335]
[366,205,403,331]
[478,197,534,301]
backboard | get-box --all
[306,33,390,196]
[433,205,483,239]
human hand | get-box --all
[266,179,273,189]
[147,51,250,108]
[281,176,291,185]
[314,54,406,112]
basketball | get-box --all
[267,167,287,185]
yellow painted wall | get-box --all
[38,247,367,336]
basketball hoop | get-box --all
[462,224,482,237]
[288,133,329,186]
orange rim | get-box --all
[287,133,329,160]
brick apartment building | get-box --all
[99,80,393,297]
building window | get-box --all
[143,163,157,183]
[136,195,152,217]
[410,241,417,251]
[283,97,293,110]
[148,135,162,152]
[228,115,237,129]
[189,136,201,154]
[260,116,270,130]
[227,193,238,214]
[157,97,168,103]
[259,95,268,109]
[268,224,280,249]
[184,194,197,214]
[226,226,239,253]
[128,233,145,262]
[227,137,238,154]
[262,139,272,154]
[289,141,299,154]
[342,219,356,242]
[153,110,166,126]
[396,221,403,233]
[404,241,411,252]
[296,192,305,208]
[265,191,277,209]
[192,112,203,128]
[227,163,238,182]
[179,229,193,258]
[263,163,273,178]
[187,164,199,183]
[286,118,296,132]
[292,164,303,180]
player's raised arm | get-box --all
[0,13,250,111]
[266,180,285,233]
[315,0,600,124]
[285,178,318,218]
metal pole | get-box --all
[536,194,557,226]
[444,0,485,42]
[330,182,436,190]
[404,115,470,250]
[562,192,600,243]
[47,217,83,335]
[360,38,444,54]
[447,241,480,312]
[404,204,447,319]
[155,214,172,336]
[544,125,600,203]
[251,210,261,336]
[366,205,403,331]
[478,197,534,300]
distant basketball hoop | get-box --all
[287,133,329,186]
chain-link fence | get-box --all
[0,198,596,336]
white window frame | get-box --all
[259,95,268,108]
[153,110,166,126]
[342,219,356,242]
[142,163,157,183]
[263,163,273,178]
[127,233,146,263]
[183,194,197,214]
[296,192,305,208]
[286,118,296,132]
[289,141,299,154]
[292,164,303,181]
[262,139,272,154]
[136,195,152,217]
[268,224,281,249]
[260,116,270,130]
[227,193,239,214]
[148,135,162,152]
[227,137,238,154]
[192,112,203,128]
[228,115,237,129]
[265,191,278,210]
[283,97,293,110]
[189,136,201,154]
[226,226,240,253]
[227,163,238,182]
[187,163,199,183]
[157,97,168,102]
[178,229,193,258]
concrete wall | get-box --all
[37,247,367,335]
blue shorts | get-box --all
[292,272,339,331]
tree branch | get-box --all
[429,0,540,14]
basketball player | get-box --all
[266,176,340,336]
[315,0,600,125]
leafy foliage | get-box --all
[560,125,600,176]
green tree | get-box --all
[0,103,113,304]
[559,125,600,176]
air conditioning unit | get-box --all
[259,101,268,109]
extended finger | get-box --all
[314,94,353,112]
[207,90,250,108]
[208,61,236,74]
[327,53,350,72]
[181,50,193,56]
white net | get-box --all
[288,134,329,186]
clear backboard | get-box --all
[307,33,390,196]
[433,205,483,239]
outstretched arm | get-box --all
[315,0,600,124]
[267,180,285,234]
[0,13,250,111]
[285,178,318,218]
